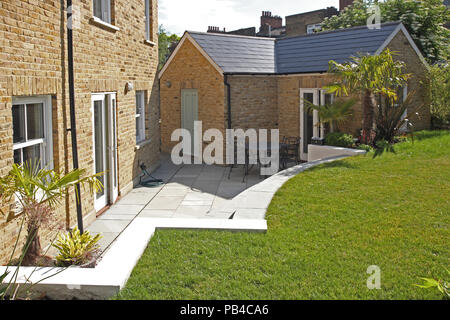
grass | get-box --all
[115,131,450,300]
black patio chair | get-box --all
[280,136,301,169]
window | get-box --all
[135,91,146,143]
[12,96,53,169]
[145,0,152,41]
[307,23,322,34]
[93,0,111,24]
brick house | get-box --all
[0,0,160,263]
[159,22,430,160]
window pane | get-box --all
[136,117,141,138]
[93,0,102,19]
[145,0,151,40]
[324,94,333,105]
[12,105,26,143]
[26,103,44,140]
[23,144,42,168]
[135,93,142,114]
[14,149,22,164]
[94,100,105,199]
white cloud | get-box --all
[159,0,340,35]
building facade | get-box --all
[160,23,431,162]
[0,0,160,264]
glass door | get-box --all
[300,89,318,161]
[92,94,108,211]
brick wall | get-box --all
[0,0,160,264]
[228,75,278,131]
[286,8,338,37]
[160,38,226,154]
[386,30,431,131]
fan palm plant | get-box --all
[0,161,103,266]
[304,98,356,133]
[326,49,410,144]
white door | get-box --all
[107,94,119,203]
[181,89,198,155]
[300,89,318,161]
[92,93,118,212]
[300,89,335,161]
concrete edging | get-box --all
[0,218,267,299]
[1,154,360,300]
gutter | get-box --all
[224,74,232,130]
[67,1,84,233]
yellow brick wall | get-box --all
[386,31,431,131]
[228,75,278,131]
[0,0,160,264]
[160,39,226,154]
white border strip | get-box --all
[0,218,266,299]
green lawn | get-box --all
[115,131,450,300]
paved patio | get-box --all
[87,156,277,251]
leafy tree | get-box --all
[428,63,450,128]
[322,0,450,63]
[326,49,410,144]
[158,25,180,70]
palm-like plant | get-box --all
[326,49,410,144]
[304,98,356,133]
[0,161,103,266]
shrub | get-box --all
[53,227,102,267]
[357,144,374,152]
[428,64,450,129]
[325,132,354,148]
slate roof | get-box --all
[189,32,276,73]
[165,22,410,76]
[276,22,400,74]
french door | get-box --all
[92,93,118,212]
[300,89,334,161]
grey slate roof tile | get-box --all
[189,32,276,73]
[276,22,400,74]
[187,22,402,75]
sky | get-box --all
[159,0,340,36]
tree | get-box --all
[322,0,450,64]
[428,63,450,128]
[304,98,356,133]
[0,162,103,266]
[158,25,180,70]
[326,49,410,144]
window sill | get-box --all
[144,40,156,47]
[135,139,152,151]
[90,17,120,32]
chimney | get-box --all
[260,11,282,30]
[340,0,355,11]
[207,26,225,33]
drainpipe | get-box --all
[224,74,231,129]
[67,0,84,233]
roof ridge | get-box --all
[186,30,277,41]
[280,21,402,41]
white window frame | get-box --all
[307,23,322,34]
[93,0,111,24]
[145,0,152,41]
[12,95,53,169]
[136,91,146,143]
